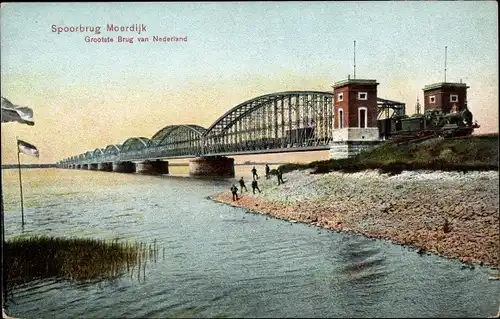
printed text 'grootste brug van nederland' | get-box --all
[51,24,188,44]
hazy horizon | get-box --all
[1,2,498,164]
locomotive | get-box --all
[378,106,479,139]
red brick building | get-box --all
[330,78,381,159]
[333,78,379,129]
[422,82,469,113]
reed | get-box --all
[4,235,157,285]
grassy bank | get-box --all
[4,236,159,285]
[278,135,499,175]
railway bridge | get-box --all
[57,88,405,177]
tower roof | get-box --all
[423,82,469,91]
[333,79,379,89]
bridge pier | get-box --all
[112,161,136,173]
[329,128,381,159]
[98,162,113,172]
[189,156,234,178]
[136,160,169,175]
[81,164,89,170]
[88,163,98,170]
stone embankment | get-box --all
[212,169,499,268]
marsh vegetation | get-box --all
[4,235,162,286]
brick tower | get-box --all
[422,82,469,113]
[329,77,381,159]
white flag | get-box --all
[18,139,39,158]
[1,96,34,126]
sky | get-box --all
[1,2,498,164]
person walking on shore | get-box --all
[251,166,259,181]
[238,177,248,192]
[265,164,270,179]
[230,184,239,201]
[277,169,285,185]
[251,180,261,194]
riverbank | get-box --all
[212,169,499,269]
[277,135,499,175]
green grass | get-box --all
[4,235,159,285]
[278,135,499,175]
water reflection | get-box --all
[329,235,390,317]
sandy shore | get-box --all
[212,169,499,268]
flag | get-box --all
[17,139,39,158]
[1,96,34,126]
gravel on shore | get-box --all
[212,169,499,268]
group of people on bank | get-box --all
[230,164,285,201]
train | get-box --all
[377,107,480,140]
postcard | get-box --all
[1,2,498,318]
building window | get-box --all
[338,92,343,102]
[429,96,436,103]
[358,107,368,128]
[338,108,344,128]
[358,92,368,100]
[450,95,458,102]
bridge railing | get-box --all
[102,155,119,163]
[147,146,201,158]
[148,147,164,158]
[203,138,287,154]
[202,136,333,155]
[119,149,151,161]
[68,134,334,165]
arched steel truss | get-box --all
[102,144,121,162]
[104,144,121,155]
[92,148,104,158]
[203,91,334,154]
[120,137,150,160]
[149,125,206,157]
[150,125,206,145]
[60,91,340,164]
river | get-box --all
[1,168,498,318]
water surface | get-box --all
[2,168,498,318]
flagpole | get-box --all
[1,166,7,305]
[16,138,25,228]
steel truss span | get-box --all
[203,91,334,155]
[149,125,206,158]
[119,137,150,161]
[102,144,121,162]
[58,92,335,165]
